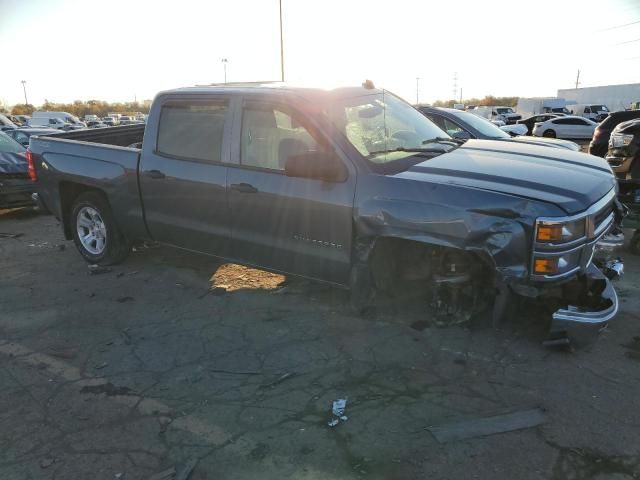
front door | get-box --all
[139,95,232,255]
[226,98,356,284]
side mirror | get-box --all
[452,130,471,140]
[284,151,347,182]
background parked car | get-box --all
[31,111,86,129]
[6,127,60,147]
[417,106,580,150]
[569,104,610,122]
[15,114,31,125]
[606,119,640,179]
[589,110,640,157]
[532,115,597,139]
[0,113,18,132]
[102,117,118,126]
[0,131,33,209]
[86,120,108,128]
[517,114,563,135]
[29,116,75,130]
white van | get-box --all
[568,104,610,122]
[468,106,522,124]
[31,111,86,129]
[516,97,571,118]
[29,116,74,130]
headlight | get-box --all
[536,218,586,244]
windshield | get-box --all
[66,115,82,124]
[0,131,26,153]
[456,111,511,139]
[496,107,514,114]
[327,92,452,166]
[592,105,609,112]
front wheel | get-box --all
[71,192,130,265]
[543,129,556,138]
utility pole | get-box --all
[416,77,420,104]
[20,80,28,105]
[459,87,463,104]
[221,58,228,83]
[279,0,285,81]
[575,69,581,89]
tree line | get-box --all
[3,100,152,118]
[431,95,519,108]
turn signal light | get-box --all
[536,225,563,242]
[534,258,558,275]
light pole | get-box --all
[21,80,28,105]
[279,0,284,81]
[221,58,228,83]
[416,77,420,105]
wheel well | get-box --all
[367,237,492,291]
[59,182,108,240]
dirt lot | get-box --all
[1,207,640,480]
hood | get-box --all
[0,151,28,175]
[505,136,580,151]
[394,139,615,215]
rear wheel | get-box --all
[71,192,130,265]
[543,129,556,138]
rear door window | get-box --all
[156,100,228,163]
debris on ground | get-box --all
[57,244,65,251]
[0,232,24,238]
[94,362,109,370]
[328,398,348,427]
[80,382,131,396]
[427,408,546,443]
[88,264,112,275]
[116,296,135,303]
[259,372,295,389]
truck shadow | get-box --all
[127,243,552,347]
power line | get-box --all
[614,37,640,45]
[598,19,640,31]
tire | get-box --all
[70,192,130,265]
[543,129,556,138]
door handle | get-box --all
[145,169,166,179]
[230,183,258,193]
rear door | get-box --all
[226,97,356,284]
[139,94,233,255]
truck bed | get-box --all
[45,124,145,148]
[30,124,148,241]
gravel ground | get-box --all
[1,207,639,480]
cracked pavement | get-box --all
[1,207,640,479]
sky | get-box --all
[1,0,639,107]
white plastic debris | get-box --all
[328,398,348,427]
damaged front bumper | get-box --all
[547,262,620,347]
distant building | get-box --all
[558,83,640,111]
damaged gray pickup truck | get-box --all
[29,83,625,345]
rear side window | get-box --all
[157,100,227,162]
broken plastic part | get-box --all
[328,398,348,427]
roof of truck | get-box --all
[158,82,383,101]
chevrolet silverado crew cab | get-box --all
[29,83,625,345]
